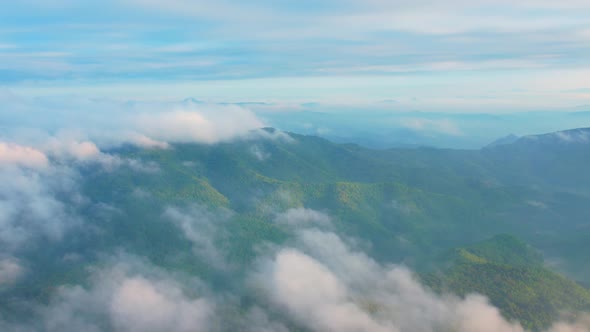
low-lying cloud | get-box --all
[164,205,234,270]
[30,256,213,332]
[1,203,589,331]
[1,89,589,332]
[274,207,332,228]
[252,216,589,332]
[136,106,264,145]
[252,228,520,332]
[0,143,48,169]
[0,157,80,252]
[0,94,268,149]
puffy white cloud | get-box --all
[0,202,587,332]
[109,277,212,332]
[135,106,264,145]
[0,136,140,260]
[0,95,269,148]
[39,257,214,332]
[0,163,80,250]
[253,227,532,332]
[0,142,48,169]
[43,138,101,161]
[262,248,392,332]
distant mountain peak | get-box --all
[486,128,590,150]
[182,97,204,105]
[260,127,278,133]
[521,127,590,144]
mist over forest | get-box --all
[2,0,590,331]
[1,96,590,331]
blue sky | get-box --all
[1,0,590,111]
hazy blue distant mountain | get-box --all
[483,128,590,195]
[259,108,590,149]
[513,128,590,145]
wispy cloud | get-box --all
[0,0,589,109]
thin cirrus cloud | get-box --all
[1,1,589,109]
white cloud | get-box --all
[245,128,294,143]
[39,257,214,332]
[163,205,234,270]
[0,163,81,250]
[323,9,586,36]
[43,138,101,161]
[135,106,264,145]
[109,277,211,332]
[262,248,392,332]
[249,145,270,161]
[124,0,590,37]
[0,142,48,169]
[0,200,587,332]
[125,134,170,149]
[0,94,268,148]
[253,227,589,332]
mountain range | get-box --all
[2,127,590,331]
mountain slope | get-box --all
[97,128,590,276]
[3,128,590,330]
[425,235,590,331]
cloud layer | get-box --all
[254,227,588,332]
[1,0,590,110]
[34,257,213,332]
[0,96,267,149]
[254,228,520,332]
[1,199,589,331]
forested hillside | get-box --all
[2,128,590,331]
